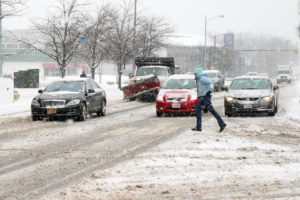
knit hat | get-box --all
[194,68,203,75]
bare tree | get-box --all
[136,16,173,57]
[20,0,87,78]
[105,4,133,88]
[1,0,25,19]
[79,4,112,79]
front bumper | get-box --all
[31,105,83,118]
[156,99,198,113]
[225,100,274,113]
[277,77,290,83]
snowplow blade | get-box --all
[121,76,160,100]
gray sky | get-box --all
[3,0,299,42]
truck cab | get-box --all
[277,65,292,84]
[130,66,171,86]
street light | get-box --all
[204,15,224,69]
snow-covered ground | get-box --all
[40,78,300,200]
[0,75,127,117]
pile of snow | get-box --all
[0,77,14,104]
[277,78,300,122]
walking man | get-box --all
[80,71,87,78]
[192,68,226,132]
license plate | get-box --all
[47,109,56,114]
[243,104,252,109]
[172,103,181,108]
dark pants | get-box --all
[195,94,225,129]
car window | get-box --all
[230,79,271,90]
[44,81,84,92]
[163,79,196,89]
[86,80,93,91]
[91,80,100,89]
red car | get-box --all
[156,74,199,116]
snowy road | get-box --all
[1,82,300,200]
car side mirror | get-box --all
[273,85,279,90]
[88,89,95,93]
[129,73,133,79]
[38,89,43,94]
[224,86,228,92]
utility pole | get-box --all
[203,15,224,70]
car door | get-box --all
[91,79,103,110]
[85,80,95,112]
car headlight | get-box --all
[263,96,273,101]
[156,94,164,102]
[191,94,198,100]
[225,96,235,102]
[66,99,81,106]
[31,99,40,107]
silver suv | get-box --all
[203,70,225,91]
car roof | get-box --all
[233,75,271,80]
[168,74,195,79]
[49,77,90,83]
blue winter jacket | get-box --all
[195,74,213,97]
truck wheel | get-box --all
[156,112,162,117]
[129,97,136,101]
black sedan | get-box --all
[224,76,279,116]
[31,78,106,121]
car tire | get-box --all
[156,112,162,117]
[269,104,278,116]
[32,115,41,121]
[78,103,88,121]
[97,101,106,117]
[225,108,233,117]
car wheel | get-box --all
[97,101,106,117]
[78,103,88,121]
[32,115,41,121]
[156,112,162,117]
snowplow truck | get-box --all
[121,57,175,101]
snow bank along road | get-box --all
[1,84,300,200]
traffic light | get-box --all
[222,48,226,54]
[294,49,298,55]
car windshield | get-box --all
[136,68,169,76]
[163,79,196,89]
[230,79,271,90]
[206,73,217,78]
[247,72,258,76]
[278,70,290,74]
[44,81,84,92]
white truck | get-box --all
[276,65,293,84]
